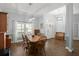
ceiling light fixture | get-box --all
[28,3,32,6]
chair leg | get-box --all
[26,49,29,56]
[43,48,46,56]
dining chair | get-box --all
[22,34,29,55]
[25,35,31,55]
[22,34,26,47]
[25,35,30,42]
[28,42,38,56]
[36,40,47,56]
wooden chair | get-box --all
[25,35,31,55]
[36,40,47,56]
[28,42,38,56]
[6,35,11,48]
[22,34,26,48]
[34,29,40,35]
[25,35,30,42]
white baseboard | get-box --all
[65,46,73,52]
[73,37,79,40]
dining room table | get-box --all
[30,34,47,42]
[28,34,47,56]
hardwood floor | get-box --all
[45,39,71,56]
[10,39,79,56]
[10,43,26,56]
[72,40,79,56]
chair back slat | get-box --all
[25,35,30,42]
[22,34,25,41]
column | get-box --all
[65,3,73,52]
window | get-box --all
[16,22,24,40]
[16,22,33,41]
[16,23,24,32]
[56,15,63,22]
[26,24,33,33]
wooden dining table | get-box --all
[29,35,47,42]
[28,35,47,56]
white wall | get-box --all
[41,14,57,39]
[48,6,66,33]
[38,7,66,39]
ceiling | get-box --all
[48,5,66,16]
[73,3,79,14]
[0,3,79,21]
[0,3,65,16]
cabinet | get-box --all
[0,33,5,49]
[0,12,7,32]
[0,12,11,55]
[0,12,7,49]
